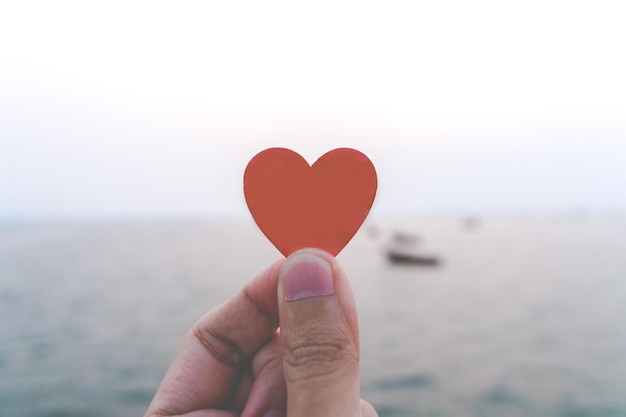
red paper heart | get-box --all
[244,148,377,257]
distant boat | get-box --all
[462,216,480,231]
[386,251,441,266]
[385,231,441,266]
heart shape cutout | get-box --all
[244,148,377,257]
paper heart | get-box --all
[244,148,377,257]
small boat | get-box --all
[386,251,440,266]
[385,231,441,266]
[462,216,480,231]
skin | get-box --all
[144,248,378,417]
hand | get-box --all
[144,248,378,417]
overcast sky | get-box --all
[1,1,625,220]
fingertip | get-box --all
[360,399,380,417]
[282,251,335,300]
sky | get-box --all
[1,1,625,220]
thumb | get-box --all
[277,248,362,417]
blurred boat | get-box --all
[462,216,480,231]
[386,251,440,266]
[385,231,441,266]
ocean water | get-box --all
[1,216,625,417]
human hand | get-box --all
[144,248,378,417]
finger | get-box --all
[230,369,254,411]
[360,399,379,417]
[145,259,284,417]
[241,332,287,417]
[169,410,238,417]
[277,248,362,417]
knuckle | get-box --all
[283,324,358,382]
[360,399,380,417]
[253,342,283,377]
[191,319,245,369]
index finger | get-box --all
[145,258,284,416]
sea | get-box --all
[1,216,625,417]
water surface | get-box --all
[1,217,625,416]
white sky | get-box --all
[1,1,625,219]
